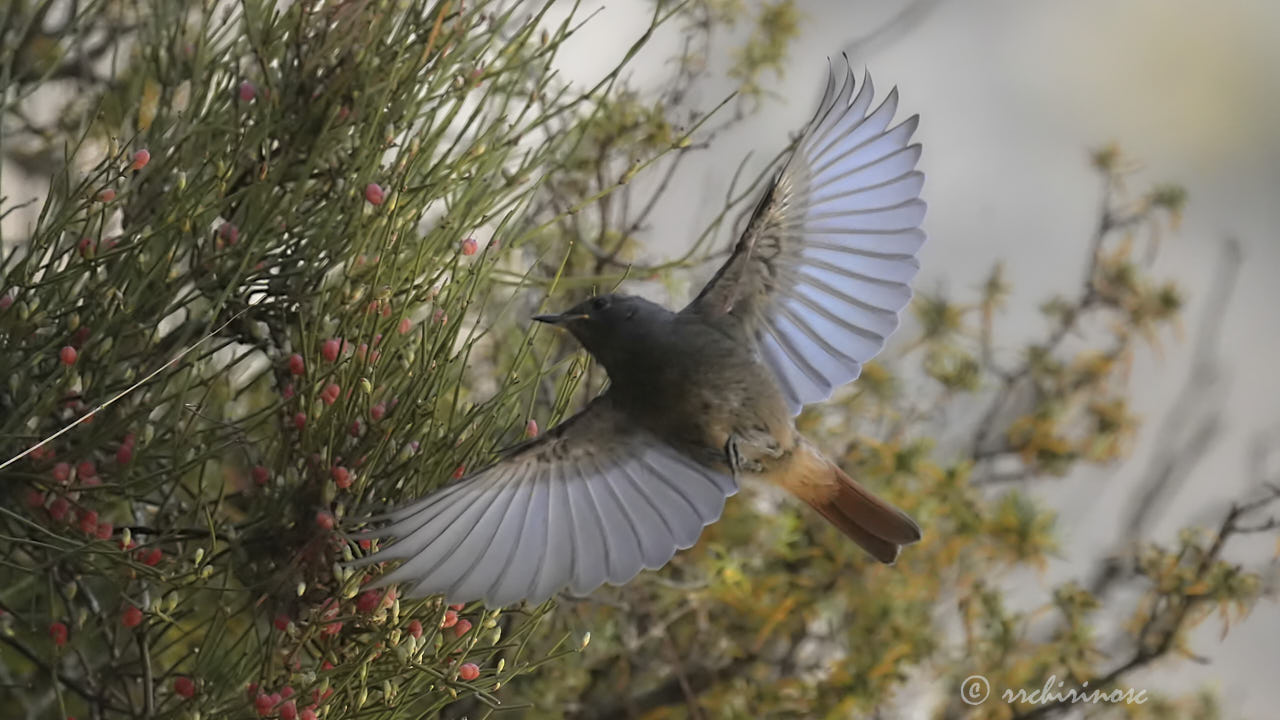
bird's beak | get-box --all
[532,313,587,326]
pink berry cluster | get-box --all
[250,683,319,720]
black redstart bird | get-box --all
[356,61,926,605]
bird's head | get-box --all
[533,294,672,377]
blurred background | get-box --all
[555,0,1280,716]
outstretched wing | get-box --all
[686,61,926,415]
[351,396,736,606]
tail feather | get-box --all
[804,500,904,563]
[778,441,921,564]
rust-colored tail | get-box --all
[776,441,921,564]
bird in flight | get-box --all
[355,61,926,606]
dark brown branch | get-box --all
[1090,238,1242,597]
[1013,485,1280,720]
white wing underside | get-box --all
[691,61,926,415]
[352,399,737,606]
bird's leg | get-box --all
[724,435,764,475]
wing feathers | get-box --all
[611,464,682,568]
[585,457,646,583]
[532,465,576,602]
[804,65,860,151]
[350,401,736,605]
[371,475,504,590]
[449,465,535,602]
[486,471,549,605]
[685,60,925,414]
[808,170,924,213]
[433,467,528,599]
[809,86,900,165]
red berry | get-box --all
[130,149,151,171]
[174,676,196,698]
[348,420,362,437]
[49,621,68,646]
[331,466,351,489]
[449,603,464,611]
[370,402,386,421]
[321,338,340,363]
[288,353,305,375]
[217,222,239,245]
[52,462,71,484]
[121,605,143,628]
[49,497,70,521]
[364,183,385,206]
[458,662,479,681]
[71,326,90,348]
[95,521,113,540]
[300,709,318,720]
[453,618,472,637]
[323,621,342,636]
[140,547,163,566]
[254,693,274,716]
[77,460,96,481]
[407,619,423,638]
[440,609,458,628]
[293,412,307,430]
[398,317,412,334]
[252,465,270,485]
[25,489,45,508]
[274,614,290,631]
[526,419,539,437]
[116,444,133,465]
[315,510,334,530]
[461,237,478,256]
[281,686,295,699]
[452,465,465,480]
[239,81,257,103]
[322,383,340,405]
[356,591,380,614]
[279,700,298,720]
[97,188,116,202]
[78,509,99,535]
[59,346,78,365]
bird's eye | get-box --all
[591,297,610,311]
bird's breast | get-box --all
[613,332,794,470]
